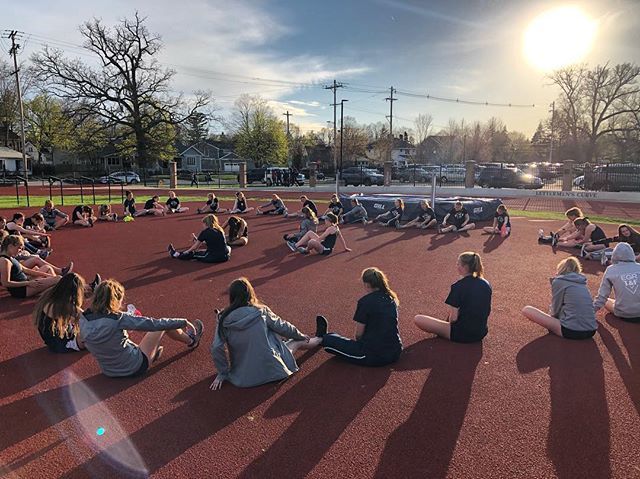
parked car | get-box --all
[341,167,384,186]
[98,171,141,184]
[476,167,543,189]
[438,166,466,184]
[398,166,437,183]
[573,175,585,189]
[243,167,266,184]
[584,163,640,192]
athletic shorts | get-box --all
[127,353,150,378]
[321,247,333,256]
[8,286,27,299]
[450,323,487,343]
[46,336,82,354]
[561,326,596,340]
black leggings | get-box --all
[322,333,399,367]
[177,248,230,263]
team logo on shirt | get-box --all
[621,273,638,294]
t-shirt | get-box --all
[23,217,38,229]
[445,275,492,341]
[99,205,110,216]
[353,291,402,359]
[72,206,84,222]
[197,227,228,253]
[144,199,157,210]
[236,198,247,211]
[206,198,219,212]
[447,207,468,226]
[418,207,435,222]
[303,200,318,216]
[495,212,510,228]
[166,197,180,210]
[124,198,136,215]
[40,207,67,223]
[588,225,607,245]
[329,201,344,214]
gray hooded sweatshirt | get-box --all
[211,306,306,388]
[550,272,597,331]
[80,311,187,377]
[593,242,640,318]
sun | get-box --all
[523,6,598,71]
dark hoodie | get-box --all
[550,272,597,332]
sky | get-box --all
[1,0,639,137]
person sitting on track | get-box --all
[143,195,166,216]
[283,206,318,243]
[340,198,368,225]
[539,207,584,246]
[288,213,351,255]
[222,216,249,247]
[71,205,96,227]
[367,198,404,228]
[319,194,344,222]
[398,199,437,230]
[23,213,53,251]
[80,279,204,378]
[123,190,148,218]
[285,195,318,218]
[210,277,321,390]
[316,267,403,366]
[41,199,69,230]
[98,204,118,222]
[593,243,640,323]
[228,191,254,214]
[256,194,287,215]
[165,191,190,214]
[196,193,222,215]
[33,272,101,354]
[554,217,608,258]
[522,257,597,339]
[483,204,511,237]
[414,252,491,343]
[0,235,73,299]
[6,213,52,256]
[168,214,231,263]
[439,201,475,233]
[587,224,640,266]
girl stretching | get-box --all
[7,213,51,253]
[229,192,254,214]
[440,201,475,233]
[398,199,436,230]
[368,198,404,227]
[288,213,351,255]
[72,205,96,227]
[168,214,231,263]
[222,216,249,247]
[283,206,318,243]
[256,194,287,215]
[165,191,190,213]
[414,252,491,343]
[319,194,344,221]
[340,198,368,225]
[522,257,597,339]
[197,193,221,214]
[555,217,607,256]
[285,195,318,218]
[317,268,403,366]
[98,204,118,222]
[123,191,148,217]
[588,224,640,265]
[210,277,321,390]
[41,200,69,230]
[539,207,584,246]
[143,196,166,216]
[80,279,204,378]
[593,243,640,322]
[483,204,511,236]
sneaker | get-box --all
[90,273,102,291]
[601,252,609,266]
[38,250,50,260]
[551,232,559,247]
[297,246,309,255]
[580,244,587,258]
[168,243,177,257]
[315,315,328,337]
[287,240,298,252]
[61,262,73,276]
[187,319,204,349]
[112,213,118,222]
[152,346,164,363]
[538,228,544,238]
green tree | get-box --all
[25,94,75,164]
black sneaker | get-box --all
[187,319,204,349]
[297,246,309,255]
[287,241,297,252]
[315,315,328,337]
[90,273,102,292]
[61,262,74,276]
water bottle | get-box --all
[127,304,141,316]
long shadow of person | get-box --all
[516,335,610,479]
[599,313,640,417]
[482,233,507,254]
[238,358,393,479]
[374,339,483,478]
[427,232,463,251]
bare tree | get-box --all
[414,113,433,161]
[32,13,210,168]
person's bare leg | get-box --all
[295,231,319,248]
[33,264,56,276]
[26,276,61,297]
[483,226,498,234]
[604,299,616,314]
[287,336,322,353]
[521,306,562,336]
[307,239,324,254]
[165,328,192,345]
[228,237,248,247]
[414,314,451,339]
[459,223,475,232]
[441,225,455,233]
[421,219,437,229]
[138,331,166,363]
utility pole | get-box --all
[4,30,28,178]
[549,101,555,163]
[324,80,344,192]
[283,111,292,137]
[339,99,348,174]
[385,86,397,165]
[283,110,292,167]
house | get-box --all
[0,127,21,151]
[178,141,224,172]
[304,144,333,173]
[0,146,29,173]
[219,151,254,172]
[365,132,416,168]
[421,135,454,163]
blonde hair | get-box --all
[203,214,224,233]
[565,207,583,219]
[44,199,53,208]
[458,251,484,278]
[362,267,398,305]
[1,234,24,252]
[557,257,582,276]
[92,279,125,315]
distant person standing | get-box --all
[190,172,199,187]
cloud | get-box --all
[289,100,322,107]
[374,0,483,29]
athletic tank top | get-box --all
[321,231,338,250]
[590,226,606,243]
[237,198,246,211]
[0,254,28,282]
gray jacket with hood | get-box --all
[211,305,306,388]
[593,242,640,318]
[550,272,597,331]
[80,311,187,377]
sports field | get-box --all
[1,196,639,479]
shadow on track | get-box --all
[516,335,610,479]
[374,339,482,478]
[482,233,507,254]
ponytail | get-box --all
[362,267,399,305]
[459,251,484,278]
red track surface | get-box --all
[1,198,639,478]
